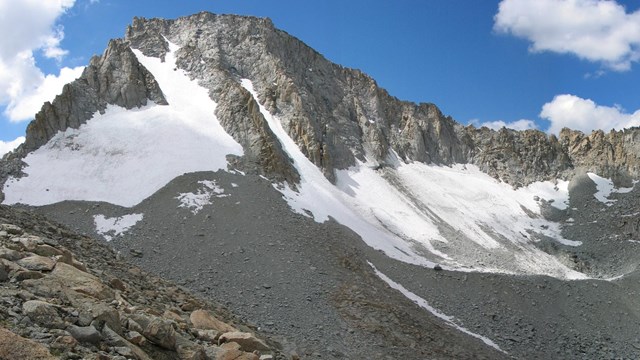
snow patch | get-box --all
[587,173,636,205]
[177,180,229,214]
[94,213,143,241]
[240,78,584,279]
[2,40,242,207]
[370,263,505,353]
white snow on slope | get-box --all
[587,173,635,205]
[370,262,505,353]
[94,213,143,241]
[240,79,434,267]
[241,79,585,279]
[2,41,242,207]
[177,180,229,214]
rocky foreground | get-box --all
[0,205,284,360]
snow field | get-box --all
[2,41,242,207]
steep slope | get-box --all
[1,12,639,279]
[0,205,282,360]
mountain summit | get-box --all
[1,12,640,359]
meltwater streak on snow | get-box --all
[2,41,243,207]
[369,262,505,353]
[94,213,143,241]
[240,79,434,268]
[587,173,636,205]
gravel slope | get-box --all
[32,170,640,359]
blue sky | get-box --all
[1,0,640,153]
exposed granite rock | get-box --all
[22,39,167,154]
[122,12,640,186]
[2,12,640,199]
[0,327,57,360]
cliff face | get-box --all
[3,12,640,191]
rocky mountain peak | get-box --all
[3,12,640,192]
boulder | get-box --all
[206,342,260,360]
[52,262,114,300]
[0,223,23,235]
[14,270,45,281]
[190,309,236,333]
[102,325,153,360]
[67,324,102,344]
[142,317,177,350]
[17,255,56,271]
[22,300,65,329]
[88,301,121,334]
[15,235,44,251]
[0,247,23,261]
[34,244,63,257]
[50,335,78,351]
[125,330,147,346]
[163,309,185,323]
[145,319,178,350]
[195,329,220,343]
[218,332,270,352]
[0,327,56,360]
[175,335,207,360]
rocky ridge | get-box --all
[0,204,283,360]
[3,12,640,196]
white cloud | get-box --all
[0,136,25,157]
[0,0,83,122]
[469,118,538,131]
[494,0,640,70]
[6,66,84,121]
[541,94,640,134]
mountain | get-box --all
[1,12,640,359]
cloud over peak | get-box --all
[541,94,640,134]
[0,136,25,157]
[495,0,640,71]
[0,0,83,122]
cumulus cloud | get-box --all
[0,0,84,122]
[0,136,25,157]
[541,94,640,134]
[6,66,84,121]
[469,118,538,131]
[494,0,640,70]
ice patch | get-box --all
[177,180,229,214]
[370,263,505,353]
[587,173,636,205]
[2,40,242,207]
[94,213,143,241]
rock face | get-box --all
[22,39,167,154]
[0,205,281,360]
[2,12,640,196]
